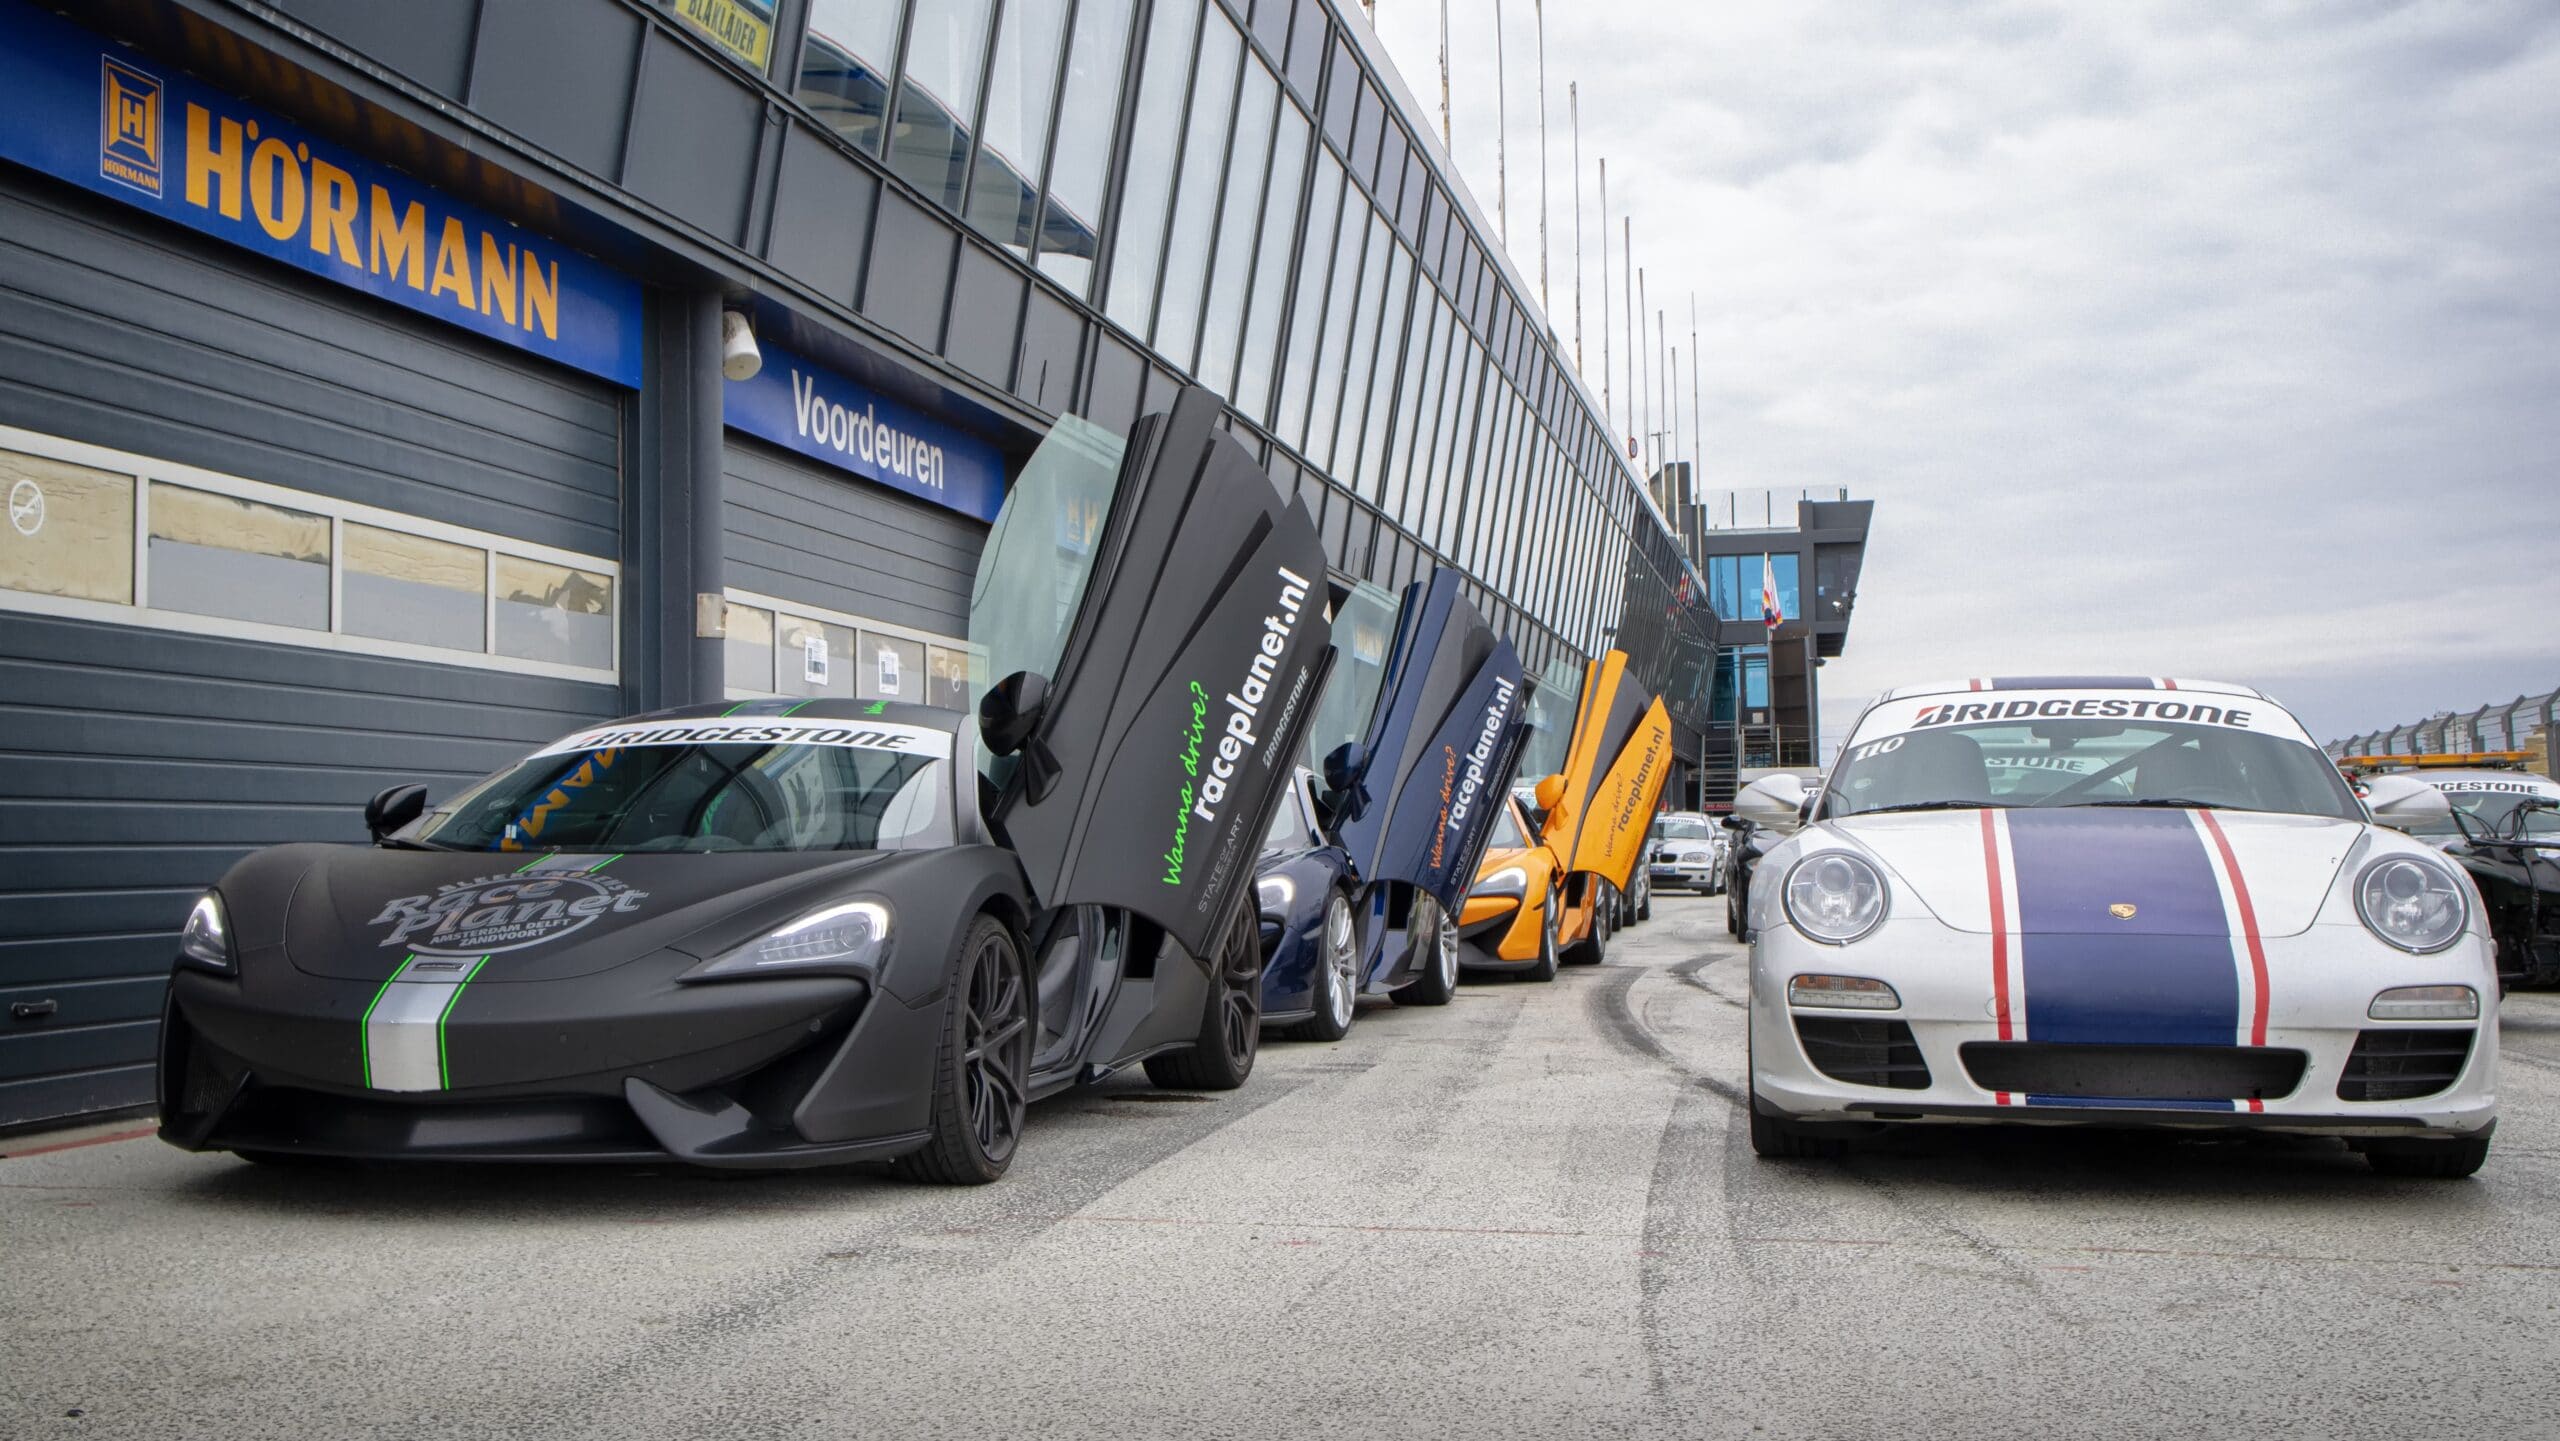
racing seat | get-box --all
[2132,740,2243,807]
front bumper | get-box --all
[1649,859,1718,890]
[158,962,945,1168]
[1748,919,2500,1139]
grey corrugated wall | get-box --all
[722,436,987,638]
[0,173,625,1128]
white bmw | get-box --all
[1743,677,2499,1178]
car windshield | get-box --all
[1825,715,2362,821]
[2408,787,2560,841]
[410,729,955,853]
[1652,817,1713,841]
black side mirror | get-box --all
[365,783,427,842]
[1322,741,1370,822]
[1721,814,1750,832]
[980,670,1062,802]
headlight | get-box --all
[177,891,233,975]
[1474,866,1528,900]
[2368,985,2479,1021]
[682,900,890,982]
[1782,851,1889,945]
[1788,974,1901,1010]
[1256,874,1295,913]
[2354,855,2468,954]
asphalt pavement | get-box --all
[6,896,2558,1439]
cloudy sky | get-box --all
[1365,1,2560,748]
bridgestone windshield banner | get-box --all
[992,387,1335,962]
[1329,569,1530,915]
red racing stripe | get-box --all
[2196,813,2271,1089]
[1979,808,2014,1104]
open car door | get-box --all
[983,387,1334,962]
[1538,650,1672,888]
[1325,569,1530,917]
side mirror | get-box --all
[2361,774,2451,835]
[365,783,427,842]
[1533,774,1566,812]
[1733,774,1809,835]
[1322,741,1370,822]
[1720,814,1751,832]
[979,671,1061,802]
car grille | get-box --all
[1958,1043,2306,1103]
[1794,1018,1931,1090]
[2336,1028,2475,1102]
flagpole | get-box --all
[1570,84,1583,373]
[1438,0,1451,149]
[1535,0,1549,318]
[1599,157,1612,438]
[1494,0,1508,245]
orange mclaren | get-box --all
[1458,651,1672,981]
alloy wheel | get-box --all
[1431,897,1459,990]
[1323,893,1358,1030]
[961,931,1029,1164]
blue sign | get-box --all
[0,0,643,386]
[726,342,1005,522]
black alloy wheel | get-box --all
[1146,909,1263,1090]
[899,915,1030,1185]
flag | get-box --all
[1761,553,1783,633]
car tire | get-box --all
[2362,1135,2491,1179]
[1725,885,1743,939]
[897,914,1030,1186]
[1636,875,1652,923]
[1565,886,1609,966]
[1146,909,1264,1091]
[1521,881,1561,983]
[1285,890,1359,1043]
[1390,896,1462,1006]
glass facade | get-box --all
[774,0,1710,701]
[1706,553,1799,624]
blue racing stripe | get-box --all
[2007,808,2237,1051]
[1989,676,2156,691]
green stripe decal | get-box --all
[434,955,490,1089]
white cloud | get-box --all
[1364,1,2560,745]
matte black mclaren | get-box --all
[158,389,1335,1183]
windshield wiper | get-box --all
[2078,798,2231,811]
[1849,800,2010,816]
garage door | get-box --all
[0,173,627,1128]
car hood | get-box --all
[277,847,904,982]
[1825,808,2365,938]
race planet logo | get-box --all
[790,370,950,492]
[1163,565,1314,884]
[369,873,650,957]
[1913,697,2255,729]
[1445,675,1519,834]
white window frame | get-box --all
[720,585,970,704]
[0,424,620,683]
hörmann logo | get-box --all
[1446,675,1519,833]
[369,873,649,957]
[1164,565,1313,883]
[98,57,162,197]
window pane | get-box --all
[0,449,132,604]
[858,630,926,701]
[1324,210,1391,476]
[497,555,614,669]
[1384,290,1443,527]
[343,523,483,651]
[1301,190,1369,461]
[964,0,1070,254]
[1102,0,1203,333]
[1272,149,1342,443]
[1035,0,1135,295]
[1353,241,1412,496]
[776,612,859,697]
[886,0,995,211]
[798,0,906,153]
[1197,59,1277,395]
[1233,100,1308,424]
[663,0,775,71]
[1150,13,1242,369]
[724,600,776,692]
[148,482,328,630]
[927,643,970,710]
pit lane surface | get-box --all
[5,899,2557,1439]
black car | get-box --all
[1720,815,1783,940]
[157,388,1335,1183]
[2444,798,2560,988]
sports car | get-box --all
[157,387,1335,1183]
[2370,767,2560,988]
[1250,768,1360,1040]
[1745,676,2501,1178]
[1460,650,1673,979]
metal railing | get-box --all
[1700,487,1852,532]
[2329,687,2559,774]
